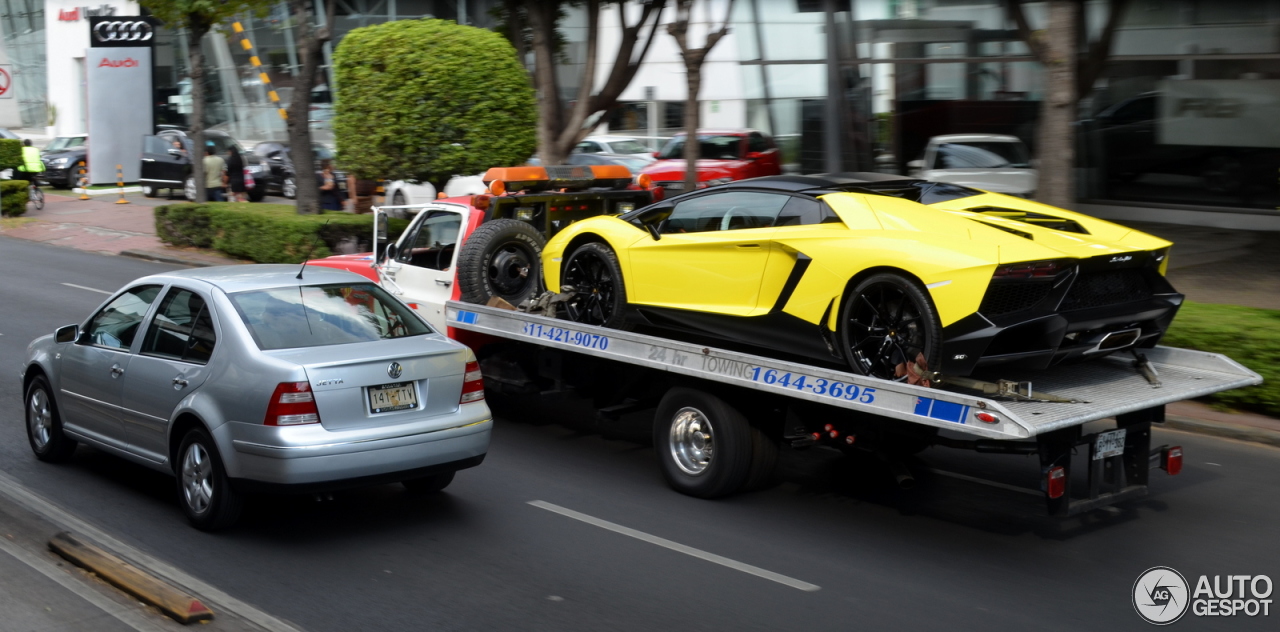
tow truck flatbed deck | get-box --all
[446,301,1261,440]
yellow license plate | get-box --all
[368,382,418,413]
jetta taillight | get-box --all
[460,361,484,404]
[993,259,1067,279]
[264,382,321,426]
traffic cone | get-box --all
[115,164,128,204]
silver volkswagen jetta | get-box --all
[21,265,491,530]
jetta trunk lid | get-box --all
[266,335,467,431]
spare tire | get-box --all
[457,219,545,305]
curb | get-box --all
[48,531,215,624]
[119,248,239,268]
[1163,415,1280,449]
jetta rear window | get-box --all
[230,283,432,350]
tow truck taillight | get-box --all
[1046,466,1067,499]
[265,382,321,426]
[1161,446,1183,475]
[460,361,485,404]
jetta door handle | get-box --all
[436,279,452,286]
[109,365,124,378]
[172,377,189,387]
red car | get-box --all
[640,129,782,194]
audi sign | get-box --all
[88,17,156,48]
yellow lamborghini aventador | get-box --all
[542,174,1183,380]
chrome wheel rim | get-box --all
[28,389,52,450]
[669,407,713,476]
[181,443,214,515]
[283,177,296,198]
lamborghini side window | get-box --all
[663,191,790,233]
[775,197,842,226]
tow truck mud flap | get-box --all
[447,303,1032,440]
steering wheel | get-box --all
[719,207,742,232]
[436,243,456,270]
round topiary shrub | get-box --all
[333,19,537,187]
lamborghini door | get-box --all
[626,190,791,316]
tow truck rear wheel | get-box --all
[457,219,545,306]
[654,388,754,498]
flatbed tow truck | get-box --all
[314,165,1261,516]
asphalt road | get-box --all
[2,235,1278,631]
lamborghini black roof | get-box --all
[706,173,984,205]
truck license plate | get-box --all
[1093,429,1126,460]
[368,382,418,413]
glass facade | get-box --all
[1,0,47,128]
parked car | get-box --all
[250,141,343,199]
[640,130,782,194]
[384,175,488,214]
[907,134,1037,198]
[575,136,656,163]
[544,173,1182,379]
[21,265,491,530]
[566,152,651,173]
[0,128,20,140]
[41,134,89,189]
[139,129,267,201]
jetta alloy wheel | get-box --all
[28,389,52,451]
[181,442,214,515]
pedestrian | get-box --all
[317,159,344,211]
[225,146,247,203]
[202,147,226,202]
[14,139,45,187]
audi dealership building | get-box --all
[2,0,1279,213]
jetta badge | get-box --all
[387,362,403,379]
[1110,255,1133,263]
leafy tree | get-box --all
[332,19,537,189]
[667,0,735,191]
[520,0,669,167]
[284,0,335,214]
[140,0,269,202]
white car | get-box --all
[575,136,656,163]
[384,175,488,216]
[908,134,1037,198]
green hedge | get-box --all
[1161,302,1280,417]
[1,180,29,216]
[0,139,22,170]
[154,203,408,263]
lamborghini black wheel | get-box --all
[561,242,629,329]
[840,273,942,382]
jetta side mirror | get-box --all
[55,324,78,344]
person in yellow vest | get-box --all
[15,139,45,188]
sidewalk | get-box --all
[0,192,241,267]
[2,194,1278,446]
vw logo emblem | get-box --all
[387,362,403,379]
[93,20,153,43]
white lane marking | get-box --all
[1206,462,1221,466]
[0,534,171,632]
[61,283,111,295]
[0,470,305,632]
[528,500,820,592]
[925,280,952,289]
[925,468,1042,497]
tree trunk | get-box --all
[682,61,701,191]
[1036,0,1076,209]
[187,22,208,203]
[288,0,323,214]
[528,2,567,166]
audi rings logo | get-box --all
[93,20,153,43]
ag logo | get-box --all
[1134,566,1191,625]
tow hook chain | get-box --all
[520,286,578,318]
